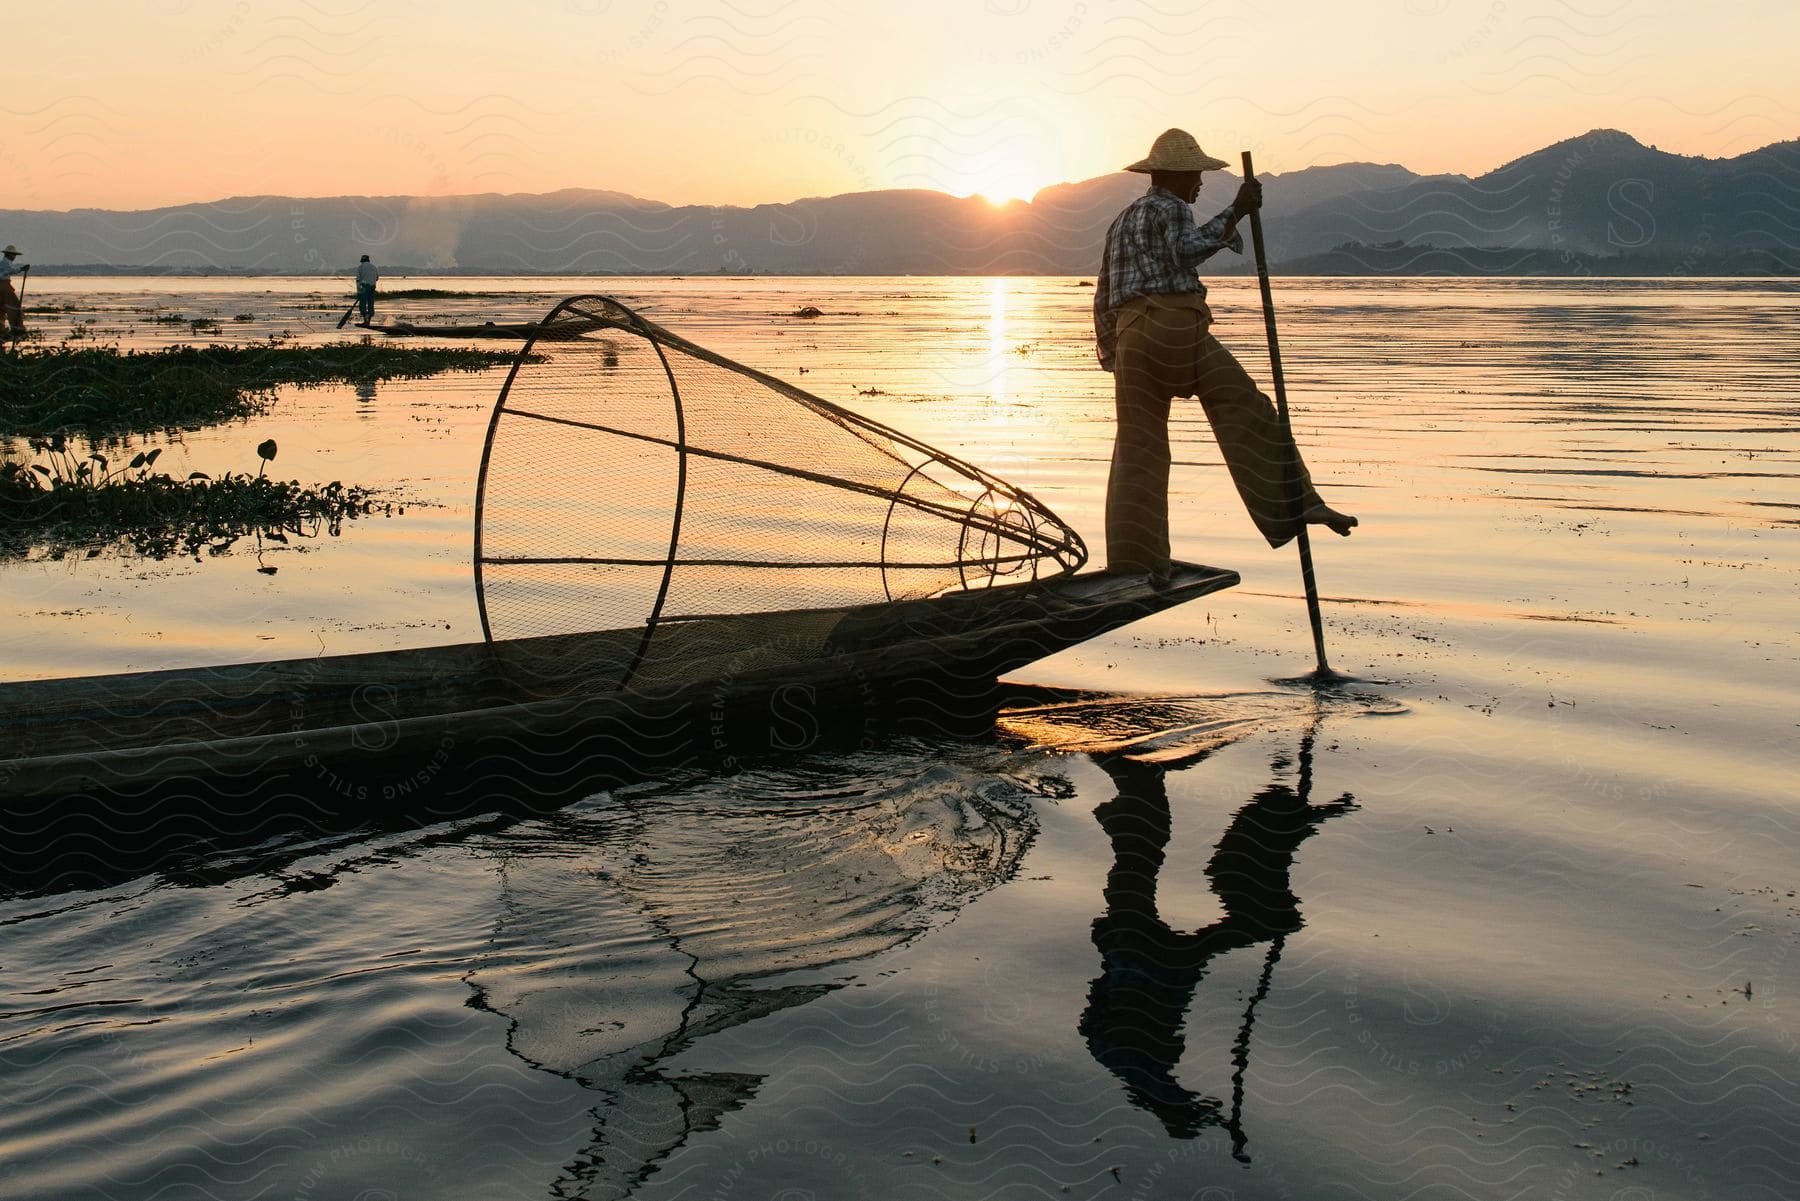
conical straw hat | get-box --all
[1125,129,1228,174]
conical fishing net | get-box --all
[474,296,1086,688]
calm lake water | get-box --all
[3,276,1798,1199]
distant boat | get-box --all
[372,319,564,339]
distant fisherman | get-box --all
[354,254,379,326]
[1094,130,1355,584]
[1,244,29,340]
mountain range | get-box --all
[6,130,1797,275]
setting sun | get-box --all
[975,173,1041,206]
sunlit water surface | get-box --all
[3,276,1797,1199]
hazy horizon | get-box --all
[12,1,1799,212]
[8,125,1793,219]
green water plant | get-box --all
[0,343,522,437]
[0,434,390,562]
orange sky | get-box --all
[8,1,1797,211]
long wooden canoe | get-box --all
[374,320,548,338]
[0,563,1236,810]
[373,318,612,340]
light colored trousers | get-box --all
[1106,293,1322,572]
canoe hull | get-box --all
[1,564,1236,812]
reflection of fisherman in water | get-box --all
[1080,734,1355,1152]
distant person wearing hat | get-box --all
[354,254,379,326]
[0,245,29,339]
[1095,129,1355,582]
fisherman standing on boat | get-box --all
[1,245,29,340]
[1095,130,1355,582]
[354,254,379,326]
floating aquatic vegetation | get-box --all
[0,434,391,562]
[0,344,521,437]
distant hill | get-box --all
[1258,129,1800,267]
[6,131,1796,275]
[1262,242,1800,276]
[3,188,674,274]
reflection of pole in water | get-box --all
[355,379,376,407]
[1081,728,1355,1157]
[1227,932,1282,1162]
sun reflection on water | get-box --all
[988,276,1010,408]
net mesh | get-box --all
[474,296,1087,686]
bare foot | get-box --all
[1302,503,1358,536]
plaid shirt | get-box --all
[1093,185,1243,371]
